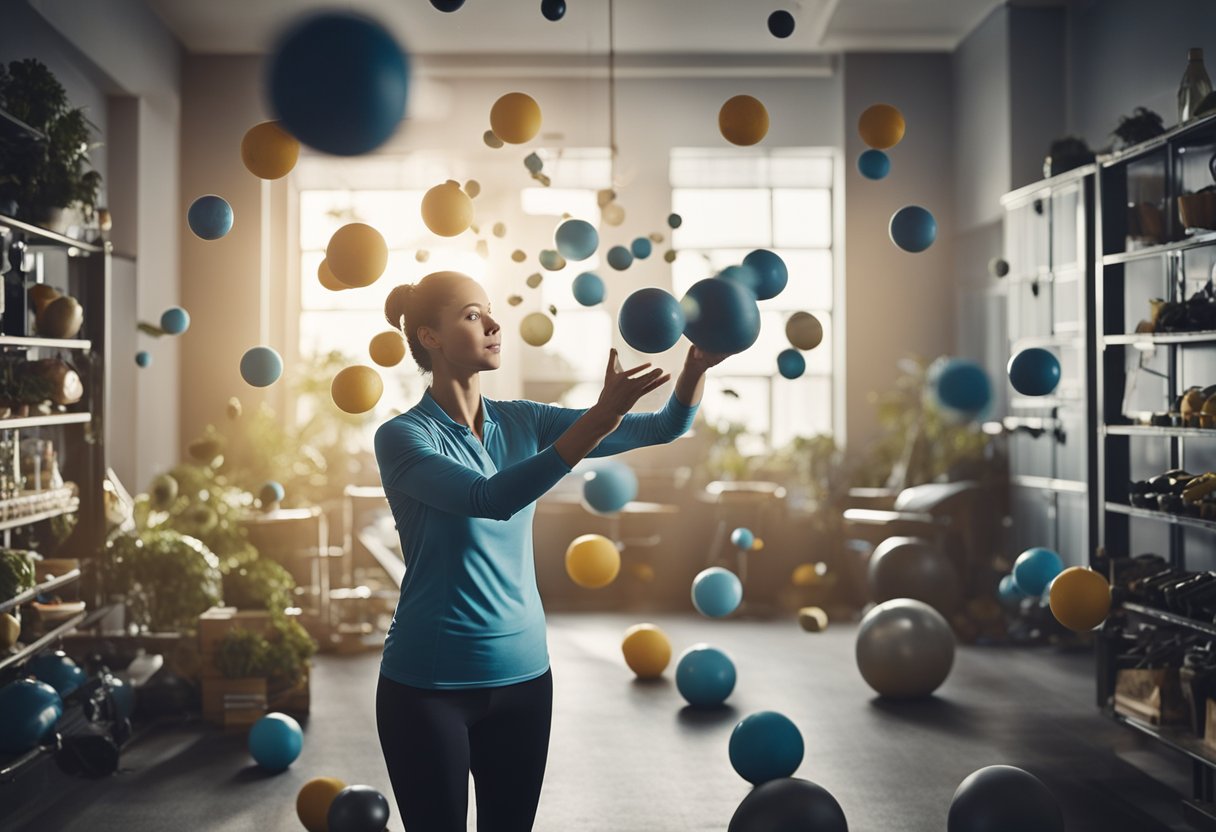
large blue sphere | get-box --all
[607,245,634,271]
[187,195,233,240]
[742,249,788,300]
[889,205,937,253]
[675,644,737,707]
[692,567,743,618]
[682,277,762,354]
[630,237,653,259]
[1007,348,1061,396]
[160,306,190,335]
[572,272,605,306]
[0,678,62,753]
[267,12,410,156]
[858,149,891,180]
[248,712,304,772]
[1012,547,1064,596]
[933,358,992,415]
[718,265,761,295]
[618,288,685,353]
[729,711,805,785]
[26,651,86,697]
[777,348,806,379]
[240,346,284,387]
[555,219,599,261]
[583,461,638,514]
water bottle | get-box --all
[1179,47,1213,123]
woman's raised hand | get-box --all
[595,348,671,419]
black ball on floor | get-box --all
[868,536,961,615]
[429,0,465,11]
[948,765,1064,832]
[728,777,848,832]
[328,785,391,832]
[541,0,567,21]
[768,10,796,38]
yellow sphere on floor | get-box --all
[422,180,474,237]
[719,95,769,146]
[621,623,672,679]
[326,223,388,288]
[1048,566,1111,631]
[241,121,300,180]
[297,776,347,832]
[565,534,620,588]
[331,365,383,414]
[858,103,906,149]
[369,331,406,367]
[490,92,542,144]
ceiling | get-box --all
[142,0,1004,58]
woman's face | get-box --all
[429,277,501,373]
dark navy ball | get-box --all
[1007,347,1061,396]
[933,358,992,415]
[767,11,796,38]
[889,205,936,253]
[429,0,465,10]
[267,12,410,156]
[618,288,685,353]
[541,0,567,21]
[777,348,805,379]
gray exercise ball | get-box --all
[948,765,1064,832]
[868,536,961,615]
[727,777,848,832]
[855,598,955,698]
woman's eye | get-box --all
[468,313,480,321]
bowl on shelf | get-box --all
[1178,190,1216,232]
[30,599,85,622]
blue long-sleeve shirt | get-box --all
[373,387,698,689]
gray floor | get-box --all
[11,613,1196,831]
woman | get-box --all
[374,269,726,831]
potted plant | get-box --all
[0,59,102,231]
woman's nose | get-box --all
[485,315,500,335]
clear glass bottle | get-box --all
[1179,47,1213,123]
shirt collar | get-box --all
[419,387,497,432]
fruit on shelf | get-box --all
[36,295,83,339]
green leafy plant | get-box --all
[0,58,102,221]
[0,548,35,602]
[103,530,223,633]
[222,557,296,614]
[214,616,316,687]
[213,627,269,679]
[132,462,258,569]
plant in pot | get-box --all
[0,58,103,231]
[103,529,223,634]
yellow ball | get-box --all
[520,312,554,346]
[422,180,474,237]
[792,563,818,587]
[331,365,383,414]
[317,259,348,292]
[602,203,626,226]
[240,121,300,180]
[785,312,823,350]
[465,179,481,198]
[296,776,347,832]
[751,538,764,551]
[621,623,672,679]
[326,223,388,288]
[719,95,770,146]
[858,103,905,150]
[489,92,542,144]
[565,533,621,588]
[369,331,406,367]
[1048,567,1111,632]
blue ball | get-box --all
[667,213,683,229]
[889,205,936,253]
[692,567,743,618]
[675,645,737,707]
[539,249,564,271]
[777,348,806,379]
[106,674,135,721]
[767,10,796,38]
[572,272,605,306]
[742,249,789,300]
[858,149,891,180]
[718,265,761,295]
[260,480,286,505]
[135,351,152,368]
[1012,547,1064,596]
[541,0,566,22]
[26,651,85,697]
[249,712,303,772]
[555,219,599,261]
[240,346,284,387]
[160,306,190,335]
[618,287,685,353]
[1007,348,1061,397]
[630,237,653,259]
[607,245,634,271]
[583,461,638,514]
[998,574,1026,608]
[730,527,755,550]
[267,12,410,156]
[729,711,805,785]
[682,277,761,354]
[0,678,62,753]
[187,195,233,240]
[933,358,992,415]
[524,152,544,173]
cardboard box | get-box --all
[268,664,311,717]
[1115,668,1187,726]
[201,676,267,729]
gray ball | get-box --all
[728,777,848,832]
[988,257,1010,278]
[868,536,961,615]
[855,598,955,698]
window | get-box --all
[670,148,837,451]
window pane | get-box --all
[772,376,832,447]
[774,249,833,309]
[527,309,612,380]
[768,152,833,188]
[672,189,771,248]
[300,310,418,368]
[700,376,771,439]
[773,189,831,248]
[521,188,601,221]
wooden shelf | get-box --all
[1102,230,1216,266]
[1105,424,1216,438]
[0,336,91,350]
[1105,331,1216,346]
[0,500,79,534]
[0,214,102,253]
[0,568,80,615]
[1106,501,1216,533]
[0,412,90,430]
[1121,601,1216,638]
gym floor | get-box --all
[10,613,1191,831]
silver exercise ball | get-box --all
[855,598,955,698]
[868,536,961,615]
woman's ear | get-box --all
[417,325,440,350]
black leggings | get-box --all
[376,669,553,832]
